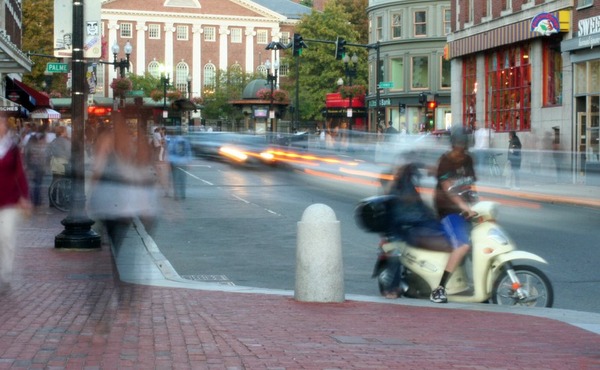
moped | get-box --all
[355,164,554,307]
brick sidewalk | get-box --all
[1,209,599,369]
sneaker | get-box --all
[430,286,448,303]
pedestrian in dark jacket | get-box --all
[24,126,47,207]
[506,131,522,189]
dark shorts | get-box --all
[440,214,471,249]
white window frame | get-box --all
[230,28,242,43]
[413,11,427,37]
[176,25,188,41]
[148,61,161,79]
[204,26,216,42]
[443,9,452,35]
[376,16,383,41]
[281,31,291,45]
[148,24,161,39]
[391,12,402,39]
[204,63,216,87]
[256,29,268,44]
[175,62,190,93]
[120,23,132,38]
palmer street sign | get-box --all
[46,62,69,73]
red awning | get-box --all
[5,77,52,112]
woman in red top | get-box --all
[0,116,32,289]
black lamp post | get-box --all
[160,68,170,124]
[187,74,192,99]
[55,0,101,249]
[264,59,279,136]
[112,41,132,78]
[342,53,358,131]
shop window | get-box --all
[411,56,429,89]
[543,39,563,106]
[463,56,477,129]
[391,58,404,90]
[485,45,531,132]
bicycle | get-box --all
[48,165,72,212]
[487,153,503,177]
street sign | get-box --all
[46,62,69,73]
[126,90,145,97]
[378,81,393,89]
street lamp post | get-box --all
[342,53,358,131]
[112,41,132,78]
[264,59,279,136]
[161,71,170,124]
[55,0,101,248]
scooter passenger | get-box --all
[430,126,477,303]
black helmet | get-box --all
[450,126,469,147]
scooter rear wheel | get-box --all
[491,265,553,307]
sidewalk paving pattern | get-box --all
[3,181,600,369]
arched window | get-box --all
[175,62,190,95]
[256,64,267,78]
[148,60,161,79]
[204,63,216,88]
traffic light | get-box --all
[335,37,346,60]
[292,33,307,57]
[419,92,426,106]
[427,100,438,110]
[377,108,384,124]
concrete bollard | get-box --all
[295,203,344,302]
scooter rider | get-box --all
[430,126,477,303]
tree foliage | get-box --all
[22,0,69,95]
[282,1,368,121]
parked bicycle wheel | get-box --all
[488,154,502,177]
[48,178,72,212]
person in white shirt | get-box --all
[472,121,493,174]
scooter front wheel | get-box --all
[491,265,554,307]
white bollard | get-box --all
[295,203,344,302]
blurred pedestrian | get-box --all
[167,134,192,200]
[472,121,493,174]
[0,116,32,289]
[46,126,71,182]
[24,125,47,207]
[506,131,522,189]
[88,120,158,250]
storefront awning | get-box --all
[0,36,32,74]
[5,77,52,111]
[30,108,61,119]
[0,96,28,115]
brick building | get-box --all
[447,0,598,183]
[98,0,310,100]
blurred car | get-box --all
[188,132,276,168]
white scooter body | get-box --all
[381,201,548,303]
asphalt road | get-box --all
[152,158,600,313]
